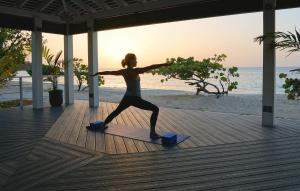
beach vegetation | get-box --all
[0,99,32,108]
[73,58,104,91]
[150,54,239,97]
[279,72,300,100]
[27,45,105,92]
[255,28,300,100]
[0,28,30,88]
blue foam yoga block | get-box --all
[161,132,177,146]
[90,121,104,128]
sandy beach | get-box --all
[97,89,300,120]
[1,80,299,120]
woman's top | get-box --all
[123,68,141,97]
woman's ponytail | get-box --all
[121,53,136,68]
[121,59,126,68]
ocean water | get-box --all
[16,67,300,95]
[99,67,300,94]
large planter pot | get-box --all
[49,89,63,107]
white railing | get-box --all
[0,76,31,109]
[0,76,55,110]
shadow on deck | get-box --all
[1,100,300,190]
[47,100,300,154]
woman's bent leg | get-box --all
[104,98,130,125]
[131,97,159,137]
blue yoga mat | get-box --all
[89,121,190,145]
[106,124,190,145]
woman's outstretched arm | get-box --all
[135,63,172,74]
[91,69,124,76]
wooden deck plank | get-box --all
[275,118,300,129]
[3,102,300,191]
[163,108,221,145]
[183,109,251,144]
[59,102,84,143]
[119,106,150,153]
[68,103,88,145]
[85,107,96,151]
[103,102,117,154]
[51,106,77,141]
[45,107,69,138]
[184,110,242,144]
[76,105,90,148]
[107,103,128,154]
[173,109,227,145]
[43,101,300,155]
[141,108,182,150]
[34,136,300,191]
[124,106,156,151]
[109,103,139,154]
[197,111,254,142]
[127,106,163,152]
[279,118,300,130]
[95,103,106,152]
[210,112,281,139]
[233,113,297,138]
[207,112,264,141]
[275,119,300,134]
[47,105,75,140]
[158,108,207,147]
[221,112,285,136]
[187,110,252,143]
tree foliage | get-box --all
[255,28,300,100]
[27,46,105,91]
[279,72,300,100]
[73,58,104,91]
[0,28,30,87]
[150,54,239,97]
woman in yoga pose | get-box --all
[91,53,171,139]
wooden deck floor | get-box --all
[46,100,300,154]
[1,101,300,191]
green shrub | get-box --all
[150,54,239,97]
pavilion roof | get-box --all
[0,0,299,34]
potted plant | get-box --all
[43,47,64,106]
[27,46,64,106]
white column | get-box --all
[31,18,43,109]
[262,0,276,127]
[87,20,99,108]
[64,34,74,105]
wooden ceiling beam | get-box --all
[16,0,31,8]
[37,0,57,12]
[71,0,97,13]
[78,0,212,22]
[0,5,63,23]
[115,0,128,7]
[89,0,112,10]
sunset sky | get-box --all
[44,8,300,69]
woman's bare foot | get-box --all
[150,132,161,139]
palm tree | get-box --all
[255,28,300,57]
[255,28,300,100]
[42,45,63,90]
[290,68,300,73]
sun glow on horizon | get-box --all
[103,37,136,65]
[43,8,300,69]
